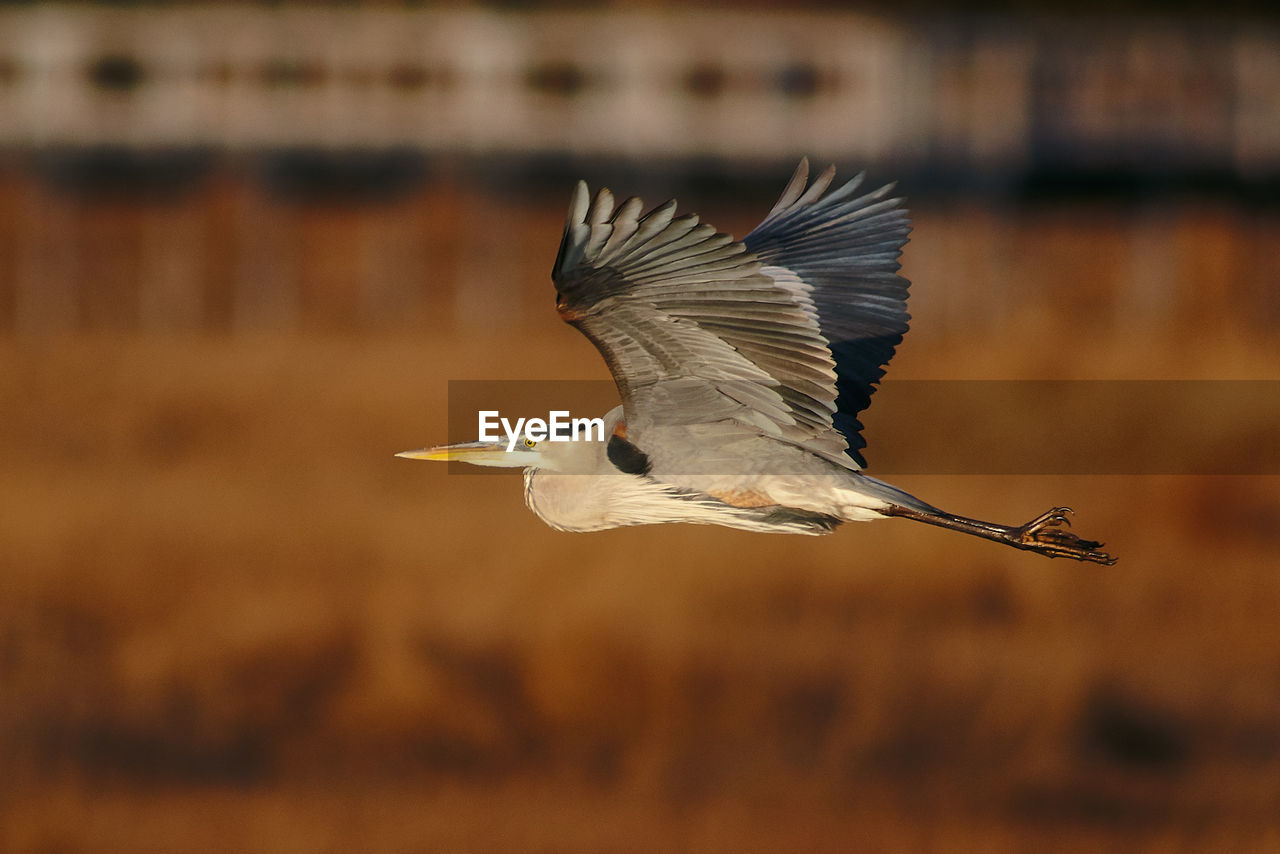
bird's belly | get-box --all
[523,468,697,532]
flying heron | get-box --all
[399,160,1116,565]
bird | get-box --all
[398,159,1116,565]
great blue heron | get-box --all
[400,160,1115,565]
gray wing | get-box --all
[744,159,911,467]
[551,175,854,468]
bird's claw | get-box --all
[1017,507,1116,565]
[1024,506,1074,530]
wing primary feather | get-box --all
[794,163,838,209]
[760,157,811,223]
[590,188,614,226]
[599,196,644,260]
[817,170,869,207]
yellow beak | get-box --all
[394,446,453,461]
[395,440,517,466]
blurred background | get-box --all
[1,2,1278,851]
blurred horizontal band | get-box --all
[0,6,1276,181]
[445,379,1280,475]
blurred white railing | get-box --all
[0,7,1275,174]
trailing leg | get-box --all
[883,503,1117,565]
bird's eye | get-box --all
[524,437,537,448]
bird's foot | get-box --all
[1015,507,1116,565]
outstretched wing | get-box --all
[551,174,854,468]
[744,160,911,466]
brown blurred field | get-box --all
[3,314,1279,852]
[0,160,1278,852]
[3,0,1279,846]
